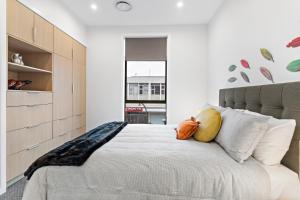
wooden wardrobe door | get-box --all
[7,0,34,43]
[54,28,73,59]
[53,55,73,120]
[72,61,85,116]
[34,14,54,52]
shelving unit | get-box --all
[8,62,52,74]
[7,35,53,92]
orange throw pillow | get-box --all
[176,117,200,140]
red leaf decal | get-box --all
[260,67,274,83]
[240,59,250,69]
[287,37,300,48]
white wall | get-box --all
[86,25,208,129]
[208,0,300,104]
[0,0,6,194]
[19,0,87,45]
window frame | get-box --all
[125,60,167,104]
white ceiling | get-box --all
[57,0,224,26]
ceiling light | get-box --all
[177,1,184,8]
[116,1,132,12]
[90,3,98,11]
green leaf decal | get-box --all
[260,48,274,62]
[228,65,237,72]
[228,77,237,83]
[287,60,300,72]
[240,72,250,83]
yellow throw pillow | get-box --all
[193,108,222,142]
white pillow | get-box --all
[215,109,270,163]
[244,110,296,165]
[200,104,227,113]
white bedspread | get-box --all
[22,124,270,200]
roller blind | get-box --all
[125,38,167,61]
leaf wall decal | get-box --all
[287,37,300,48]
[228,65,237,72]
[240,59,250,69]
[228,77,237,83]
[260,48,274,62]
[240,72,250,83]
[287,59,300,72]
[260,67,274,83]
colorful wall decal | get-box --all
[240,59,250,69]
[260,48,274,62]
[240,72,250,83]
[287,37,300,48]
[260,67,274,83]
[228,77,237,83]
[287,59,300,72]
[228,65,237,72]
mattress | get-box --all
[22,124,271,200]
[259,164,300,200]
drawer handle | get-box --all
[26,123,42,129]
[58,117,69,121]
[27,144,40,151]
[59,132,68,137]
[26,104,39,108]
[26,91,39,94]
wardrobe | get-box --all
[6,0,86,182]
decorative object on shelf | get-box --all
[240,59,250,69]
[11,53,24,65]
[8,79,17,89]
[240,71,250,83]
[228,65,237,72]
[287,59,300,72]
[287,37,300,48]
[260,48,274,62]
[8,79,32,90]
[260,67,274,83]
[228,77,237,83]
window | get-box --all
[161,83,165,95]
[139,83,148,95]
[151,83,160,95]
[128,83,138,96]
[125,61,166,103]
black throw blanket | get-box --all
[24,121,127,180]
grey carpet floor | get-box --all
[0,178,26,200]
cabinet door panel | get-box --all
[54,28,73,59]
[53,55,73,120]
[7,0,34,43]
[73,61,85,116]
[34,14,54,52]
[73,40,86,65]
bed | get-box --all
[22,82,300,200]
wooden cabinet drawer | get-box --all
[51,131,71,149]
[7,104,52,131]
[7,122,52,155]
[7,139,52,181]
[71,126,86,139]
[53,117,72,138]
[7,91,52,106]
[73,114,85,129]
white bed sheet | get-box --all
[23,124,271,200]
[259,164,300,200]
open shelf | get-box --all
[8,62,52,74]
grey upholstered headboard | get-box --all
[219,82,300,176]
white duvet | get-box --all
[22,124,270,200]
